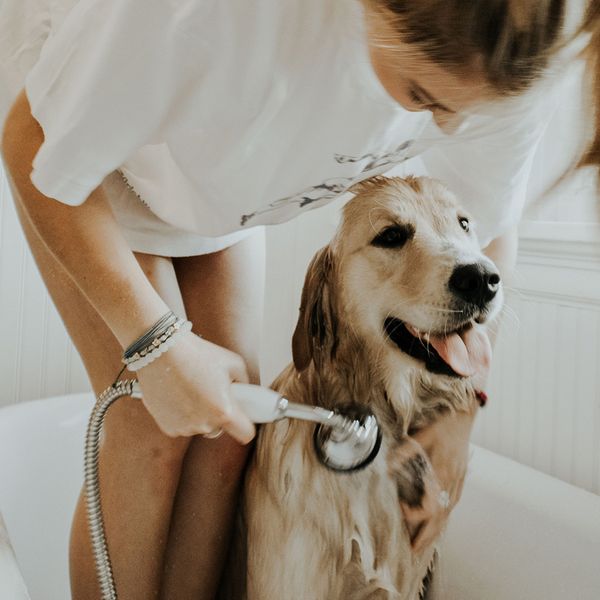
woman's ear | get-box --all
[292,245,338,372]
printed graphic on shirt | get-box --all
[240,140,416,226]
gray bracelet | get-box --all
[122,311,193,372]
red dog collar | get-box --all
[475,390,488,408]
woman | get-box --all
[0,0,596,598]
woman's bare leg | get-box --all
[11,191,190,599]
[162,231,265,599]
[12,170,265,598]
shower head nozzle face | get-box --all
[313,406,381,472]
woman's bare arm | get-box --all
[2,89,256,442]
[1,89,171,349]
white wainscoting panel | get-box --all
[0,160,341,407]
[473,221,600,495]
[2,161,600,496]
[0,165,91,406]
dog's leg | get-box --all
[217,508,248,600]
[340,539,405,600]
[243,422,337,600]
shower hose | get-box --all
[84,377,141,600]
[84,376,380,599]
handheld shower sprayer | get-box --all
[230,383,381,471]
[84,379,381,599]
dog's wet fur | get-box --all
[222,176,503,599]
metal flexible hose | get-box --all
[84,378,141,600]
[83,378,380,599]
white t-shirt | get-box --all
[7,0,555,247]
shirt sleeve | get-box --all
[418,89,557,248]
[24,0,211,205]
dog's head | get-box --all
[292,176,503,388]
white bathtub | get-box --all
[1,393,599,600]
[0,393,94,600]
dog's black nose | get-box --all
[449,263,500,305]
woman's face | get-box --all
[364,6,493,133]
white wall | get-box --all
[3,161,600,497]
[1,56,599,496]
[473,220,600,495]
[468,58,600,496]
[0,163,341,404]
[0,172,90,403]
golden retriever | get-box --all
[228,175,503,599]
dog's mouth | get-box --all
[383,317,490,378]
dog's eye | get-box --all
[459,217,470,232]
[371,224,415,249]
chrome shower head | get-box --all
[313,406,381,472]
[231,384,382,472]
[86,381,382,600]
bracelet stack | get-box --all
[122,310,193,372]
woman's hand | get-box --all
[389,322,492,553]
[134,330,256,444]
[389,405,477,554]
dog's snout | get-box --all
[449,263,500,305]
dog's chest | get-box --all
[245,423,431,598]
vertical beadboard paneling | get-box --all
[553,304,577,485]
[572,308,598,492]
[533,301,557,475]
[261,196,344,386]
[516,295,537,464]
[497,294,521,458]
[1,154,339,406]
[473,221,600,495]
[2,160,600,495]
[0,162,91,406]
[590,318,600,493]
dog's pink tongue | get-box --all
[428,326,491,377]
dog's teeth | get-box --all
[406,324,419,337]
[406,324,428,341]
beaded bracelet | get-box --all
[122,311,193,372]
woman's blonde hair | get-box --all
[376,0,566,92]
[579,1,600,168]
[376,0,600,170]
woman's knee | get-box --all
[101,395,191,476]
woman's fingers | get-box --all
[389,430,467,555]
[218,403,256,445]
[401,489,449,554]
[410,514,444,554]
[135,332,258,443]
[208,357,254,443]
[399,460,445,550]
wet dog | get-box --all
[235,175,502,599]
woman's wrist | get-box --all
[109,283,174,351]
[122,312,193,371]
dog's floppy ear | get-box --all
[292,245,338,372]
